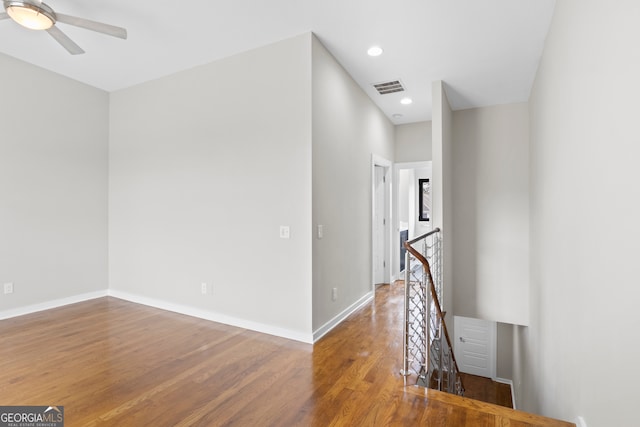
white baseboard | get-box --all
[575,416,587,427]
[0,290,109,320]
[1,287,371,346]
[313,291,374,342]
[495,377,516,410]
[108,289,314,344]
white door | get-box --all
[454,316,496,379]
[373,166,386,285]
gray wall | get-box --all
[452,103,530,326]
[0,32,399,344]
[432,81,454,316]
[0,53,109,313]
[519,1,640,425]
[395,121,432,162]
[109,34,314,341]
[496,322,514,380]
[312,35,395,332]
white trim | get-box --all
[495,377,516,410]
[575,416,588,427]
[107,289,314,344]
[371,154,392,292]
[489,321,497,380]
[372,154,393,168]
[313,291,374,342]
[395,161,431,170]
[0,290,109,320]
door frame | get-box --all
[371,154,392,291]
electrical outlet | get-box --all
[317,224,323,239]
[4,282,14,294]
[201,282,208,295]
[331,287,338,301]
[280,226,290,239]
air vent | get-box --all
[373,80,405,95]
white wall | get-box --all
[312,35,395,332]
[109,34,313,341]
[0,53,109,313]
[452,103,530,326]
[521,1,640,425]
[432,81,454,315]
[398,169,412,232]
[395,121,432,162]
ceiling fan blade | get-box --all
[56,13,127,39]
[46,26,84,55]
[0,12,9,20]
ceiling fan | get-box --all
[0,0,127,55]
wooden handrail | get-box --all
[404,234,464,393]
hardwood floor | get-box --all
[459,373,513,408]
[0,284,574,426]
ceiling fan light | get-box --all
[6,2,55,30]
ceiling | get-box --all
[0,0,556,124]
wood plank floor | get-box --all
[459,373,513,408]
[0,283,574,426]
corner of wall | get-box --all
[311,35,395,332]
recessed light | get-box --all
[367,46,383,57]
[392,113,403,119]
[400,97,413,105]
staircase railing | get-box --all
[401,228,464,396]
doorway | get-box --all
[371,155,391,290]
[392,161,432,281]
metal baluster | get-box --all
[448,349,453,393]
[402,229,463,396]
[437,285,440,387]
[402,250,410,380]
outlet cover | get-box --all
[4,282,14,294]
[280,226,290,239]
[201,282,208,295]
[331,287,338,301]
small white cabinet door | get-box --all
[454,316,496,379]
